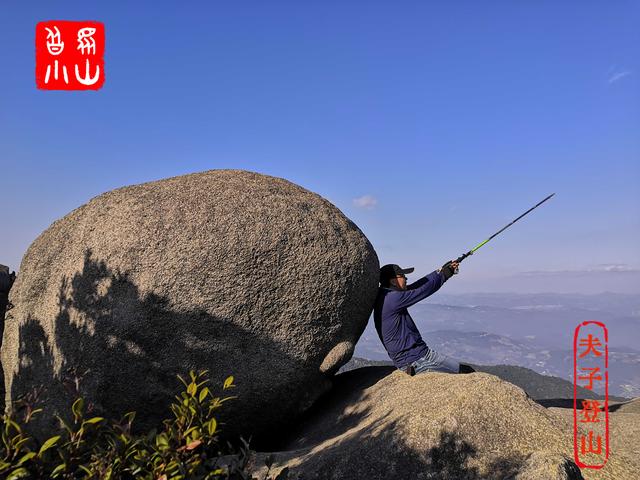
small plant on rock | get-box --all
[0,370,288,480]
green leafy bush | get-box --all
[1,370,288,480]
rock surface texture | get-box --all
[1,170,379,442]
[252,367,585,480]
[549,397,640,480]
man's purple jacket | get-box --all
[373,270,447,369]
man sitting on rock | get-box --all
[374,261,475,376]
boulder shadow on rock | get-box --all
[7,251,329,446]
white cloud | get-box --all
[519,264,640,276]
[608,70,631,84]
[353,194,378,210]
[598,263,636,272]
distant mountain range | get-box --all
[355,292,640,397]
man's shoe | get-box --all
[458,364,475,374]
[404,365,416,376]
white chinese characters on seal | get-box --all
[44,26,69,84]
[75,27,100,86]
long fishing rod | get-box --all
[454,193,556,265]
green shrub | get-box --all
[1,370,288,480]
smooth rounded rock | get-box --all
[1,169,379,442]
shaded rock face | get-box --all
[1,170,379,442]
[253,367,584,480]
[0,264,14,403]
[0,264,13,322]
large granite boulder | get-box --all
[251,367,585,479]
[1,170,379,442]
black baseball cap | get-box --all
[380,264,414,283]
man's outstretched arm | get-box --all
[396,260,459,309]
[394,270,445,309]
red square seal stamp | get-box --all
[36,21,105,90]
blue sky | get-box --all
[1,1,639,293]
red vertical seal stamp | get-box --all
[573,321,609,469]
[36,21,105,90]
